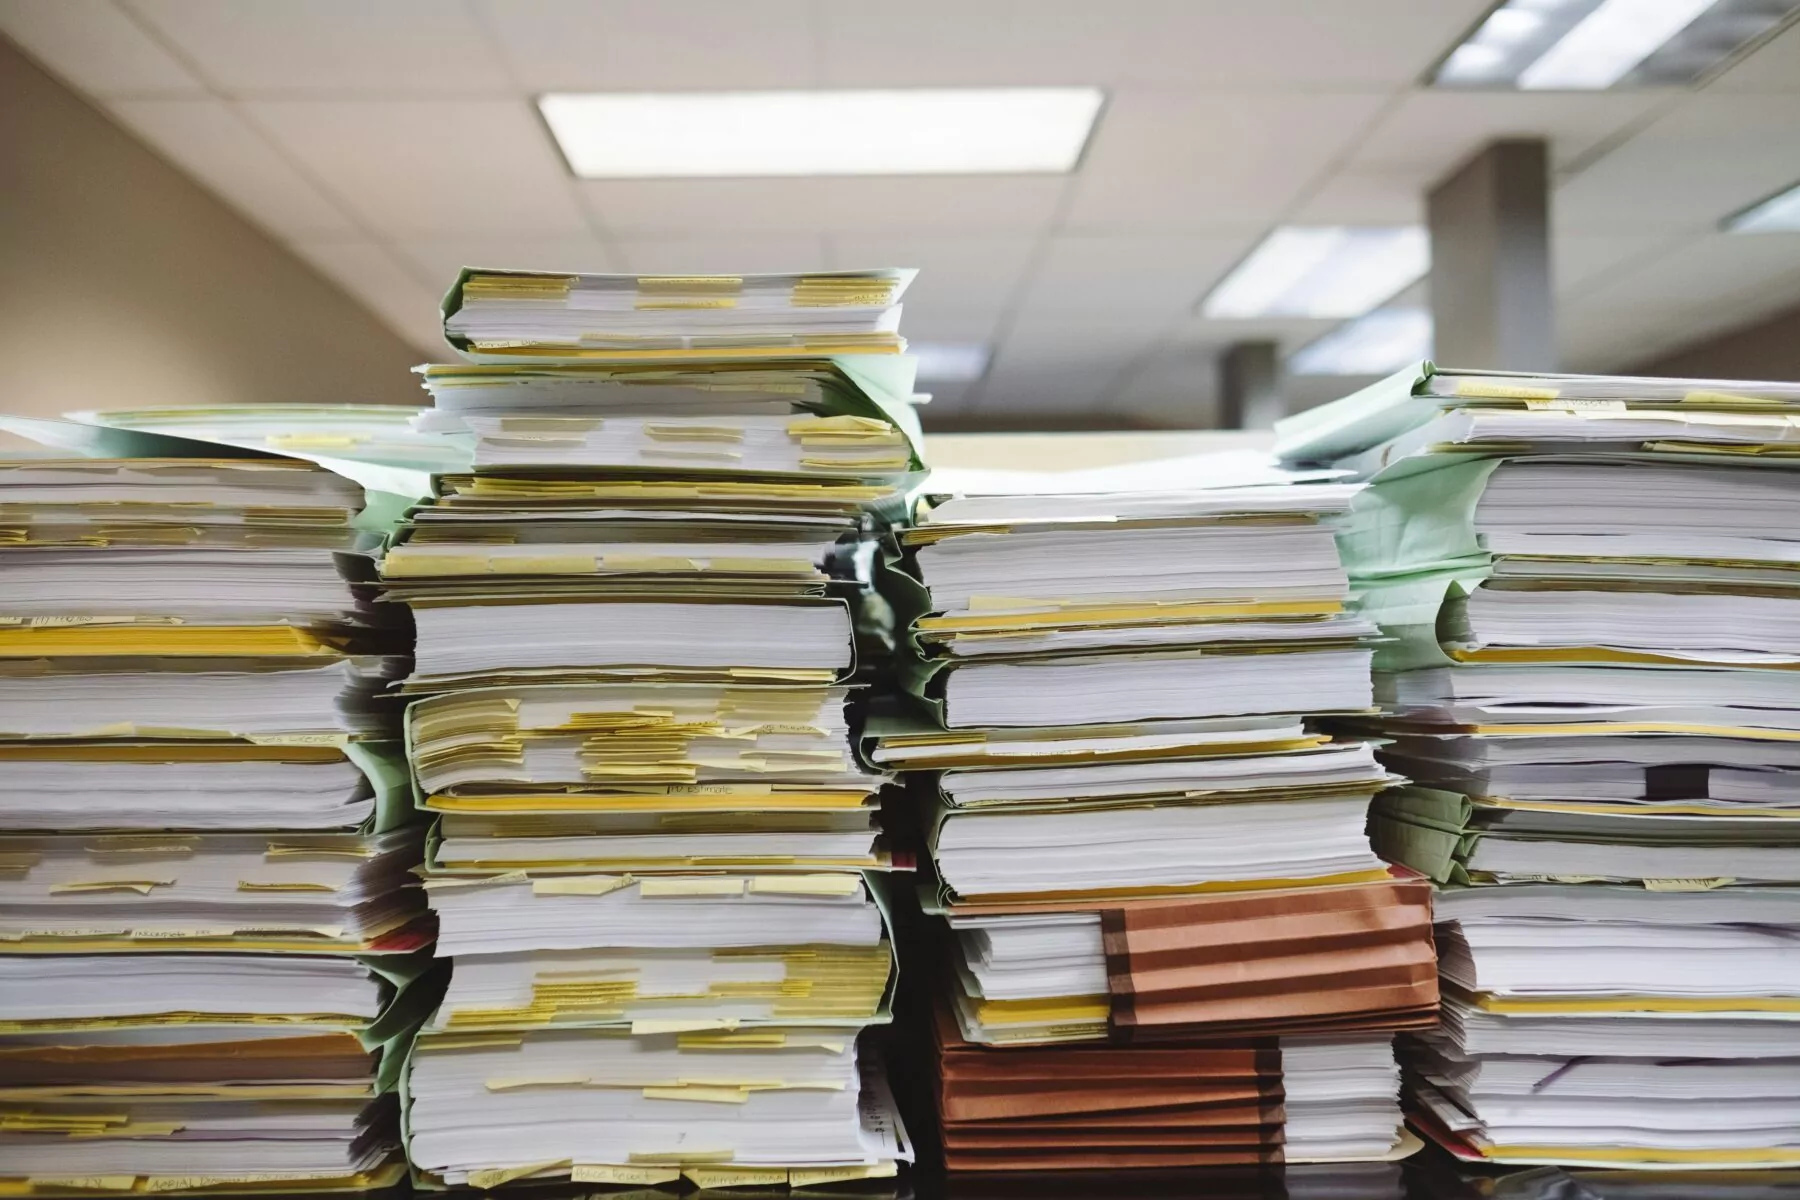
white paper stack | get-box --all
[391,267,920,1191]
[1277,363,1800,1172]
[0,455,427,1195]
[876,473,1426,1172]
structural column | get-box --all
[1426,139,1556,371]
[1218,340,1283,430]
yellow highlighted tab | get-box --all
[639,877,743,898]
[466,1159,571,1189]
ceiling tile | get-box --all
[106,98,359,236]
[245,100,590,236]
[1287,167,1425,224]
[1015,233,1253,318]
[827,235,1040,314]
[612,236,831,275]
[1062,90,1390,232]
[478,0,814,90]
[289,238,448,358]
[823,176,1073,234]
[1705,17,1800,93]
[1552,232,1683,295]
[1116,0,1491,89]
[819,0,1133,87]
[392,235,621,292]
[0,0,203,95]
[581,178,836,236]
[1559,233,1800,370]
[1344,91,1664,178]
[123,0,509,94]
[581,175,1072,235]
[1556,94,1800,234]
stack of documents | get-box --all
[875,477,1433,1170]
[0,454,427,1194]
[1276,363,1800,1171]
[931,1002,1411,1171]
[392,268,921,1190]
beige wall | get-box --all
[0,38,421,442]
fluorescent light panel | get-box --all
[911,342,991,383]
[1290,308,1434,376]
[539,88,1104,178]
[1201,227,1429,320]
[1725,180,1800,232]
[1434,0,1798,90]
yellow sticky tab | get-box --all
[602,555,701,572]
[685,1167,788,1188]
[237,881,337,892]
[1683,389,1781,406]
[632,1017,741,1036]
[532,875,632,897]
[1524,397,1627,413]
[571,1164,683,1184]
[642,1085,748,1104]
[421,869,530,890]
[630,1149,734,1165]
[485,1075,589,1091]
[465,1159,571,1189]
[1644,876,1736,891]
[639,877,744,897]
[790,1162,900,1186]
[49,880,171,895]
[84,840,195,857]
[1457,380,1559,400]
[25,1177,138,1191]
[747,874,862,897]
[141,1175,300,1192]
[244,732,350,747]
[510,554,598,575]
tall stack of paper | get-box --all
[0,456,429,1196]
[388,268,921,1190]
[873,478,1435,1171]
[1276,364,1800,1172]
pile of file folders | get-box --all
[1276,363,1800,1172]
[872,482,1438,1171]
[0,455,431,1195]
[381,268,921,1190]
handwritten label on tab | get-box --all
[466,1159,571,1189]
[1456,380,1560,400]
[1523,398,1627,413]
[1644,877,1736,891]
[684,1167,788,1188]
[570,1164,683,1184]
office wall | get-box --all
[1627,300,1800,381]
[0,37,420,437]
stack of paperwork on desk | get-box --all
[1276,363,1800,1171]
[873,473,1435,1171]
[388,268,920,1191]
[0,454,430,1196]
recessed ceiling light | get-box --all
[1289,308,1434,376]
[910,342,992,383]
[538,89,1105,178]
[1200,227,1429,320]
[1433,0,1800,90]
[1724,180,1800,232]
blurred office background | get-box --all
[3,0,1799,440]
